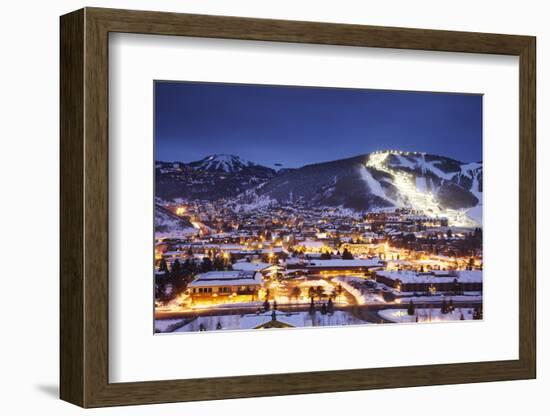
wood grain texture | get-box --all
[59,7,537,408]
[518,38,536,376]
[59,8,84,407]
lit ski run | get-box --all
[366,151,478,227]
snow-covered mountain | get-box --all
[155,150,483,226]
[188,154,275,176]
[364,151,482,225]
[155,155,275,201]
[232,150,482,226]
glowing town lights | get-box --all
[175,206,187,216]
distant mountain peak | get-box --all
[204,154,247,162]
[189,154,274,175]
[190,154,250,173]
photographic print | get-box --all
[154,81,483,334]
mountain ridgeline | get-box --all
[155,155,276,201]
[155,152,482,222]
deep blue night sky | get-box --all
[155,81,482,169]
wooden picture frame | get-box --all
[60,7,536,408]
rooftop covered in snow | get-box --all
[232,262,271,272]
[188,270,263,287]
[306,258,383,269]
[375,270,482,284]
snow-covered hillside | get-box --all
[228,150,482,226]
[188,154,275,175]
[364,151,482,226]
[155,155,276,200]
[154,204,197,238]
[156,150,483,227]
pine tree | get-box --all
[327,298,334,314]
[407,300,415,316]
[309,297,315,315]
[441,299,448,314]
[315,286,324,300]
[213,256,224,271]
[473,305,483,320]
[158,258,168,273]
[336,284,343,300]
[201,257,213,272]
[291,286,301,300]
[342,248,354,260]
[171,259,182,277]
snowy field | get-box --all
[154,318,187,332]
[378,308,475,323]
[156,310,368,333]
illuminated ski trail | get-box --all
[365,151,478,227]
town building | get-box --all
[187,270,263,304]
[305,258,383,274]
[374,270,482,293]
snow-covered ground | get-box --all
[398,294,482,303]
[378,308,475,323]
[333,276,385,305]
[359,165,396,205]
[155,228,197,239]
[467,204,483,225]
[154,318,186,332]
[160,310,368,333]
